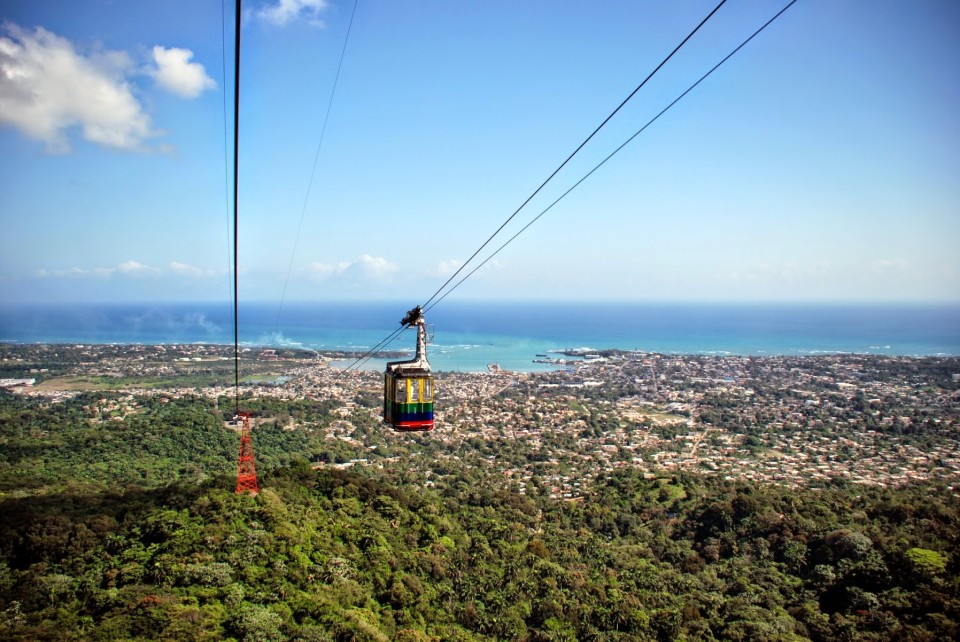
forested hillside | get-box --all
[1,389,958,641]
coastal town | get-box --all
[2,343,959,497]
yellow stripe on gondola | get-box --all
[401,377,433,405]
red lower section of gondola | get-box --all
[393,419,435,431]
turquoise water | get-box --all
[1,301,958,372]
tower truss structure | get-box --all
[235,412,259,495]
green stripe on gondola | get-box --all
[391,402,434,413]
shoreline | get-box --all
[2,342,959,384]
[3,338,959,359]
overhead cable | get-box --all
[419,0,729,310]
[340,0,804,374]
[339,325,408,374]
[340,1,731,373]
[426,0,800,311]
[221,0,235,339]
[275,0,361,334]
[232,0,242,415]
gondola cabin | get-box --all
[384,306,435,432]
[384,370,434,431]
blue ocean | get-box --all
[1,302,958,372]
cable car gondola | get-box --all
[383,306,435,431]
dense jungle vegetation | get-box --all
[1,388,958,641]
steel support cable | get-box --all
[419,0,728,311]
[338,325,407,375]
[221,0,235,341]
[359,5,803,375]
[425,0,800,313]
[338,0,730,376]
[274,0,360,334]
[232,0,242,415]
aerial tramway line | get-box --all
[228,1,798,442]
[229,0,259,493]
[340,0,798,433]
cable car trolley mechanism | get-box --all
[383,306,435,431]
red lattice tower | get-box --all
[235,412,259,495]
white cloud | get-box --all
[427,259,462,278]
[353,254,398,279]
[40,265,116,278]
[37,266,90,277]
[309,254,398,283]
[37,260,219,280]
[308,261,341,280]
[150,46,216,98]
[0,23,159,152]
[169,260,218,277]
[256,0,329,27]
[472,258,502,277]
[117,260,160,275]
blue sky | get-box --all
[1,0,958,305]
